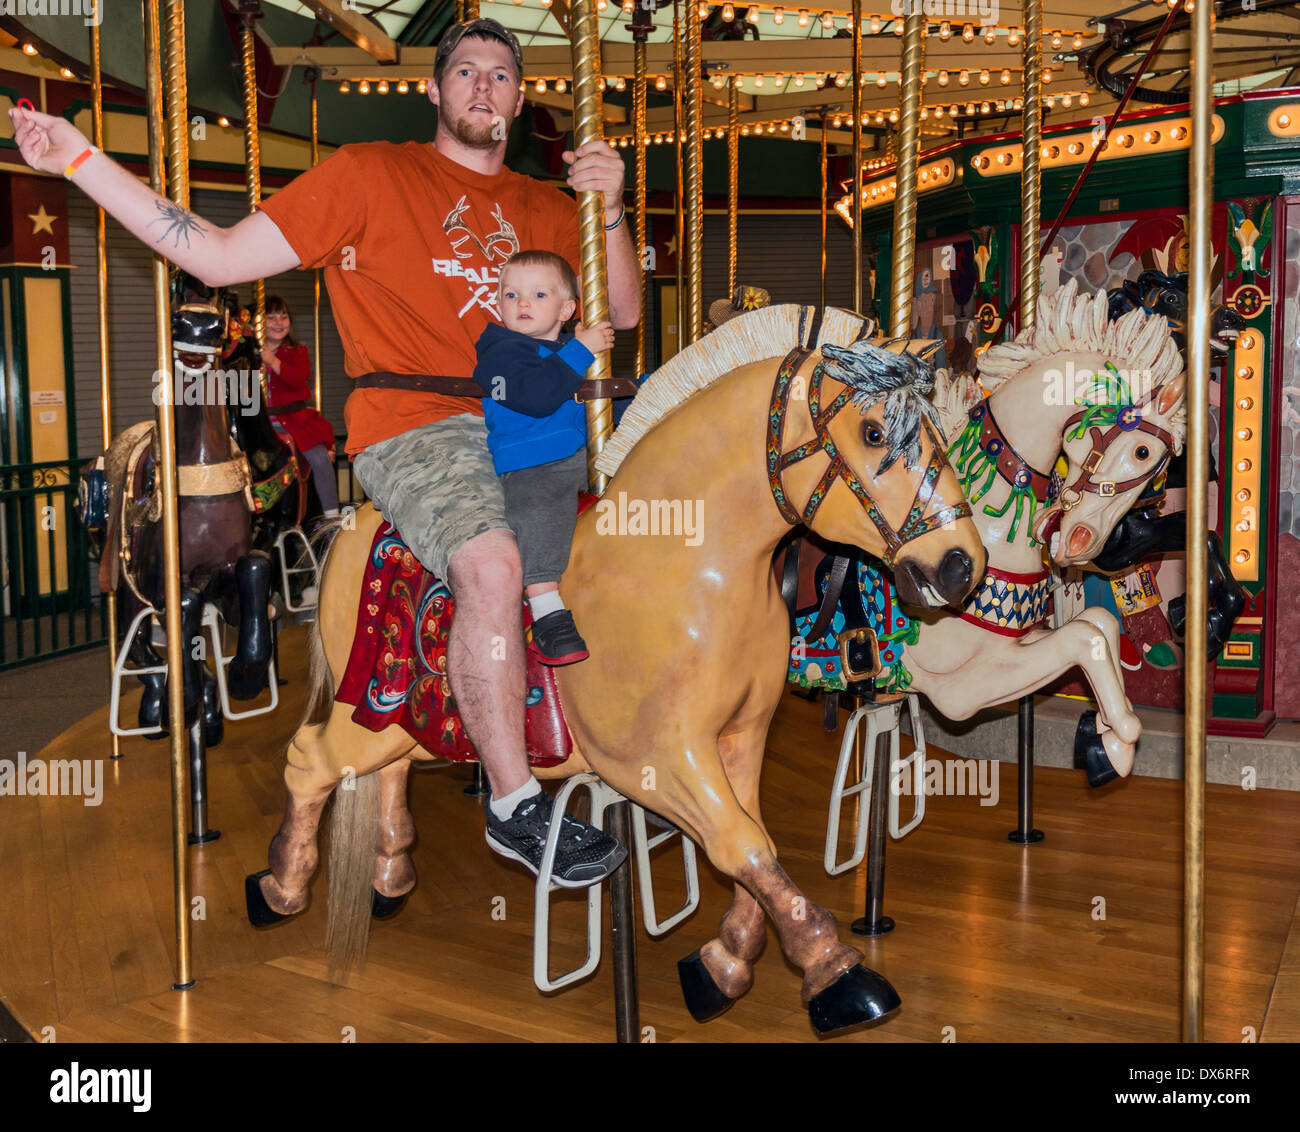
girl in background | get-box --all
[261,295,339,516]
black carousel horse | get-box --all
[1092,270,1248,659]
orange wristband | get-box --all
[63,145,99,180]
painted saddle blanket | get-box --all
[786,547,918,698]
[335,522,573,768]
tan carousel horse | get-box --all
[245,305,987,1035]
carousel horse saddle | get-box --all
[92,421,161,597]
[781,538,917,703]
[334,507,599,768]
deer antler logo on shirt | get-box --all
[443,197,520,262]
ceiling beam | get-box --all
[296,0,400,63]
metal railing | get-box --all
[0,458,107,671]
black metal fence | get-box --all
[0,458,107,671]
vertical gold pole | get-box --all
[90,15,121,764]
[819,113,827,314]
[851,0,862,312]
[455,1,465,23]
[240,16,265,346]
[1020,0,1043,331]
[633,41,648,379]
[464,0,479,18]
[727,83,739,296]
[682,0,703,345]
[1183,0,1214,1046]
[673,3,684,352]
[311,79,323,412]
[146,0,192,991]
[569,0,612,493]
[888,12,924,337]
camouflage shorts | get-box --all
[351,413,510,584]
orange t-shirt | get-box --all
[259,142,581,455]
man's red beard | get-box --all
[447,111,503,149]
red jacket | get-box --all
[267,343,335,452]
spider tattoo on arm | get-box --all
[148,199,207,249]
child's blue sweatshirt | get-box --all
[472,322,594,475]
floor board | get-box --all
[3,623,1300,1043]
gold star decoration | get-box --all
[28,204,57,235]
[665,233,678,258]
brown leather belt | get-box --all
[269,400,309,416]
[353,371,640,401]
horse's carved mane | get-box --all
[960,278,1187,454]
[596,304,883,478]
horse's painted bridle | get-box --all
[767,346,971,564]
[1058,363,1177,510]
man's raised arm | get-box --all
[9,106,300,288]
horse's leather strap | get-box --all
[269,400,309,416]
[354,371,638,401]
[805,554,851,645]
[177,456,251,499]
[970,401,1055,502]
[780,537,802,635]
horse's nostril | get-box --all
[939,548,973,598]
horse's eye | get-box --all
[1136,445,1150,460]
[863,423,885,447]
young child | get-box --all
[473,250,614,665]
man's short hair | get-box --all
[434,17,525,86]
[499,251,580,303]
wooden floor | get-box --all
[3,623,1300,1043]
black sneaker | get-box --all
[485,789,627,888]
[530,608,589,666]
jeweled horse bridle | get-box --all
[767,346,971,564]
[1058,365,1177,509]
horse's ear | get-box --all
[1157,372,1186,415]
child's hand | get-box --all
[574,321,615,354]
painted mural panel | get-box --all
[1273,199,1300,718]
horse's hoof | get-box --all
[807,964,901,1035]
[371,889,407,920]
[677,948,736,1023]
[226,663,268,702]
[245,869,293,927]
[1074,710,1119,788]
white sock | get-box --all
[528,591,565,620]
[489,776,542,821]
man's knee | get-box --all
[448,529,522,601]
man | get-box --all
[10,18,641,885]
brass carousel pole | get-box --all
[90,16,120,763]
[1020,0,1043,331]
[464,0,479,19]
[310,76,323,412]
[1010,0,1044,850]
[1183,0,1214,1045]
[633,36,648,379]
[682,0,703,344]
[569,0,636,1043]
[888,10,924,337]
[239,4,265,347]
[728,82,739,296]
[819,112,827,313]
[147,0,192,990]
[673,3,684,351]
[851,0,862,312]
[570,0,614,494]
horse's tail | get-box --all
[325,769,379,982]
[299,514,348,730]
